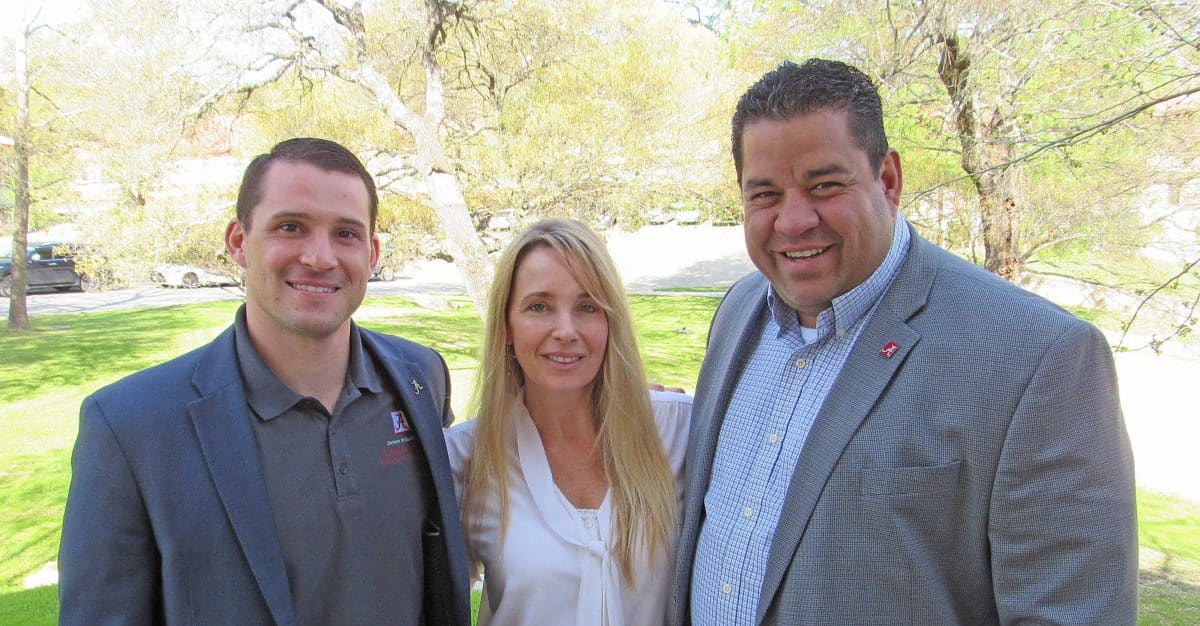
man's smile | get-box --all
[289,281,338,294]
[783,246,830,260]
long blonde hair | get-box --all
[461,218,676,582]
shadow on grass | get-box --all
[1140,570,1200,625]
[0,302,240,404]
[1139,490,1200,562]
[1137,490,1200,624]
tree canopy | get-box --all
[2,0,1196,336]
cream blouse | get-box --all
[444,390,692,626]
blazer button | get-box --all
[339,463,350,475]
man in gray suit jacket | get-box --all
[672,60,1137,625]
[60,138,470,625]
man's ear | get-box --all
[880,148,903,213]
[370,233,381,272]
[226,219,249,269]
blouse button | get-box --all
[583,517,593,528]
[722,583,733,594]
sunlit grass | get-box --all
[652,285,729,294]
[1,297,1195,624]
[0,294,716,622]
[1137,490,1200,625]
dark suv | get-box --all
[0,242,86,297]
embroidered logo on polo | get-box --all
[382,408,416,465]
[391,410,410,434]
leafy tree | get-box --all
[1,0,240,294]
[166,0,732,314]
[456,0,735,231]
[721,0,1200,281]
[177,0,520,312]
[2,2,91,331]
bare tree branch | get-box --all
[1117,256,1200,352]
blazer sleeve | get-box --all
[988,322,1138,625]
[59,396,160,625]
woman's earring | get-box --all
[505,344,516,360]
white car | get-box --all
[152,264,239,288]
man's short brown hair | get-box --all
[235,137,379,232]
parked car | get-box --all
[151,264,239,288]
[0,242,87,297]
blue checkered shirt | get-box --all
[691,216,911,624]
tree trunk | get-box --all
[979,191,1020,280]
[7,24,32,332]
[424,170,494,313]
[348,63,494,315]
[328,0,495,315]
[936,30,1019,281]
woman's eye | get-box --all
[528,303,547,313]
[579,303,599,314]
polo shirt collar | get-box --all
[233,307,382,421]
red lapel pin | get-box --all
[880,341,900,358]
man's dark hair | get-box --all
[731,58,888,182]
[235,137,379,232]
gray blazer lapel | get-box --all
[754,309,919,623]
[756,226,936,623]
[189,330,296,626]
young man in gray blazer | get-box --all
[673,59,1137,625]
[59,138,470,625]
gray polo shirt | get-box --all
[234,310,430,626]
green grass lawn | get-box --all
[1,296,1196,624]
[653,286,730,294]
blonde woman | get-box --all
[444,218,691,625]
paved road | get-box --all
[0,264,472,318]
[1,284,243,317]
[0,229,479,318]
